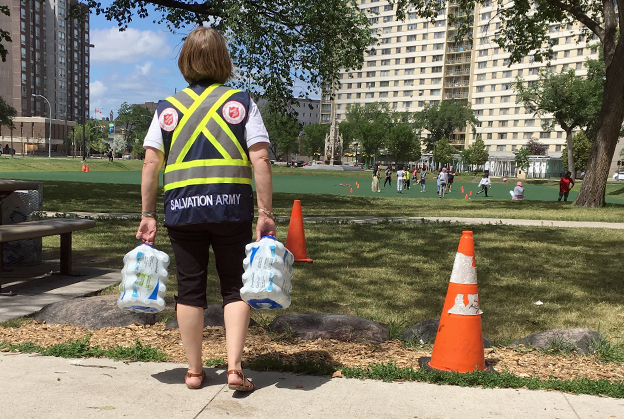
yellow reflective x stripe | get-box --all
[164,159,251,173]
[183,88,199,100]
[200,126,232,159]
[166,96,188,114]
[171,84,220,147]
[213,113,248,162]
[175,89,238,164]
[164,177,252,192]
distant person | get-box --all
[476,173,491,197]
[396,167,405,193]
[558,171,575,202]
[511,181,524,200]
[446,166,456,192]
[371,168,381,192]
[436,168,442,194]
[404,166,411,190]
[384,167,392,188]
[438,168,448,198]
[108,150,113,162]
[419,167,427,192]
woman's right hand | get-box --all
[136,217,158,245]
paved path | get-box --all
[43,211,624,229]
[1,353,622,419]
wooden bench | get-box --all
[0,218,96,295]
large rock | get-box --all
[36,295,158,329]
[268,313,389,344]
[401,318,491,348]
[513,328,604,354]
[165,303,257,329]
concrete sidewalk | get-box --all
[1,353,622,419]
[42,211,624,229]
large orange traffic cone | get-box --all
[419,231,489,373]
[461,186,464,193]
[81,163,86,172]
[464,194,468,199]
[285,200,313,263]
[85,164,90,172]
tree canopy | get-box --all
[262,107,302,161]
[301,123,330,158]
[434,137,456,166]
[0,95,17,128]
[514,147,531,173]
[460,136,489,168]
[340,102,393,158]
[524,139,548,156]
[0,6,10,62]
[562,131,592,174]
[115,103,153,143]
[386,112,421,164]
[415,100,478,151]
[80,0,375,110]
[514,68,602,177]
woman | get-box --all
[136,27,275,392]
[384,167,392,188]
[419,167,427,192]
[438,168,448,198]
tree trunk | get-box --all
[575,42,624,207]
[565,129,575,178]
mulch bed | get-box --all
[1,321,623,382]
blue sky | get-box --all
[89,8,190,119]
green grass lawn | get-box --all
[62,218,624,345]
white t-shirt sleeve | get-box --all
[245,99,270,148]
[143,112,164,153]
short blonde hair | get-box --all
[178,27,232,84]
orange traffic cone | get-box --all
[465,194,468,199]
[350,187,353,193]
[85,164,90,172]
[285,200,313,263]
[461,186,465,193]
[81,163,86,172]
[419,231,490,373]
[356,182,360,189]
[469,191,472,196]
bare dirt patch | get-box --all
[1,321,623,382]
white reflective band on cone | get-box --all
[449,252,477,284]
[447,293,483,315]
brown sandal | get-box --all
[227,369,255,392]
[185,370,206,389]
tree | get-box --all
[434,137,456,166]
[0,6,11,62]
[115,103,153,143]
[72,120,108,156]
[524,139,548,156]
[0,95,17,128]
[386,112,421,164]
[68,1,375,111]
[301,123,329,158]
[262,107,302,161]
[392,0,624,207]
[415,100,478,151]
[461,136,489,171]
[562,131,592,174]
[514,68,602,178]
[340,102,393,159]
[514,147,531,174]
[111,136,128,157]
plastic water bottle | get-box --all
[241,236,294,309]
[118,243,170,313]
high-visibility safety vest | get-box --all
[157,81,254,226]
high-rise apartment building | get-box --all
[0,0,90,154]
[323,0,600,160]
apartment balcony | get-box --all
[447,45,472,53]
[445,92,469,99]
[445,69,471,76]
[444,81,470,88]
[446,56,472,64]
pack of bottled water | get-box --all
[241,236,294,309]
[118,243,170,313]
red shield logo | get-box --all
[164,114,173,126]
[228,106,240,119]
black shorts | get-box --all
[167,221,252,308]
[448,178,454,184]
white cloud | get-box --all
[89,80,107,97]
[91,28,173,64]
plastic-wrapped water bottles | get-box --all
[118,243,170,313]
[241,236,294,309]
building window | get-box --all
[406,57,415,63]
[540,132,550,139]
[555,145,562,151]
[433,31,444,39]
[497,145,505,151]
[431,66,442,73]
[478,61,487,68]
[404,101,412,108]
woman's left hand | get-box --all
[136,217,158,245]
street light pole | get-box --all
[32,94,52,157]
